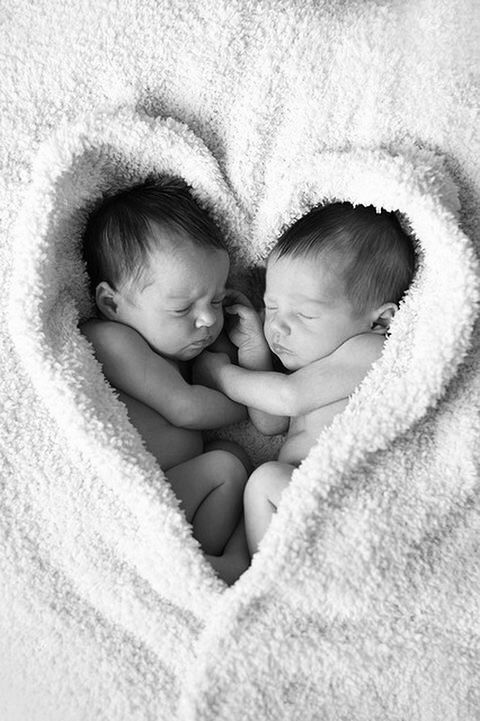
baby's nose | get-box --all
[195,307,217,328]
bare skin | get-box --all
[81,238,251,584]
[277,397,349,464]
[196,254,397,555]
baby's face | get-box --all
[263,253,372,371]
[114,239,229,361]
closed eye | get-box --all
[298,313,316,319]
[172,305,192,315]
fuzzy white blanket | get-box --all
[2,1,480,719]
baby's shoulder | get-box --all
[336,332,386,365]
[80,318,147,356]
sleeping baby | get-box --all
[194,201,416,555]
[80,177,250,584]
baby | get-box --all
[80,177,250,584]
[196,202,416,555]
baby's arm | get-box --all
[204,333,386,417]
[83,321,246,429]
[219,290,288,435]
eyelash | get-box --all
[174,299,223,315]
[265,307,315,320]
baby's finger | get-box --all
[224,288,254,308]
[224,303,254,318]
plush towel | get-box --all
[1,1,480,719]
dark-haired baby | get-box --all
[81,178,251,584]
[195,202,416,556]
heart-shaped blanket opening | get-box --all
[9,108,480,608]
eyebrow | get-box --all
[264,293,329,305]
[166,288,226,301]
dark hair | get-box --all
[82,177,226,294]
[270,202,416,312]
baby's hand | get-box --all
[223,289,266,353]
[192,350,231,390]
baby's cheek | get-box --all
[263,326,274,351]
[216,310,225,331]
[211,314,224,340]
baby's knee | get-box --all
[208,450,248,491]
[244,462,278,497]
[244,462,291,505]
[204,439,252,474]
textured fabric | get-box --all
[1,1,480,719]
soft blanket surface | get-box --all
[1,1,480,719]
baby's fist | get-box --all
[192,350,231,389]
[223,289,264,350]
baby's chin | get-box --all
[175,345,208,361]
[274,350,326,372]
[275,354,302,372]
[177,332,223,361]
[147,341,205,362]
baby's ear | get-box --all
[370,303,397,334]
[95,281,118,319]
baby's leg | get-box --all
[167,451,247,556]
[244,461,295,556]
[206,516,250,586]
[204,438,253,474]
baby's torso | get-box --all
[277,331,386,465]
[80,318,204,468]
[278,398,349,465]
[114,388,204,468]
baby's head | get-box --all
[264,202,416,370]
[82,177,229,360]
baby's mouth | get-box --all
[271,341,291,355]
[190,335,212,348]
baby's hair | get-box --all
[82,176,226,294]
[270,201,416,312]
